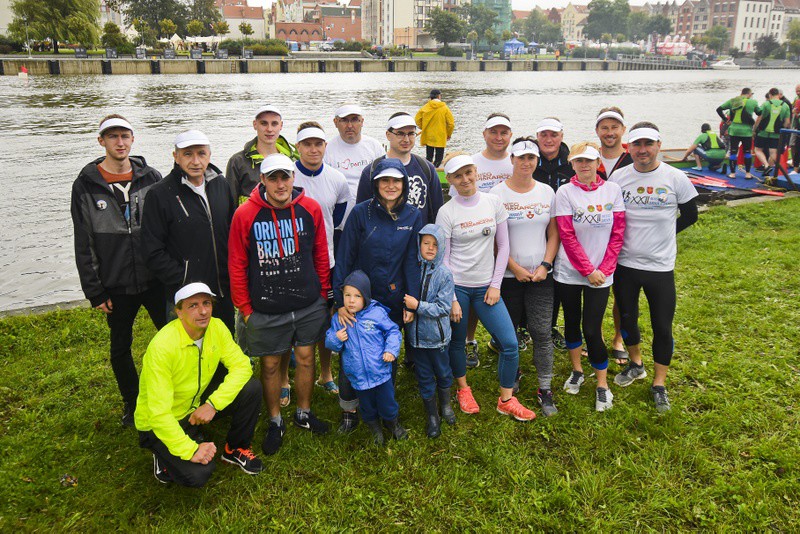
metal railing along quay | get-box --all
[616,54,705,70]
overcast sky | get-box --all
[246,0,649,10]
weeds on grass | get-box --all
[0,199,799,530]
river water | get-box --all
[0,68,796,312]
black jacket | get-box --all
[140,163,236,300]
[71,156,162,306]
[533,142,572,192]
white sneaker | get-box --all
[596,387,614,412]
[563,371,584,395]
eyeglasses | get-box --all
[390,130,417,139]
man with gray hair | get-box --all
[141,130,237,333]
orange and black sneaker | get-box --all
[496,396,536,422]
[221,444,264,475]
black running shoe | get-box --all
[294,411,331,434]
[221,444,264,474]
[122,401,135,428]
[262,420,286,456]
[153,454,173,484]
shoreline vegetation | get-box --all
[1,198,798,529]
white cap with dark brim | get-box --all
[174,282,216,305]
[174,130,211,149]
[335,104,364,118]
[444,154,475,175]
[387,114,417,130]
[536,118,564,133]
[568,146,601,161]
[255,105,282,119]
[373,167,405,180]
[628,127,661,142]
[510,140,540,158]
[260,153,295,175]
[98,118,133,136]
[296,127,326,143]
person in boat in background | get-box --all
[226,105,299,205]
[71,114,167,428]
[594,107,632,365]
[753,87,791,176]
[533,117,572,353]
[608,123,699,413]
[716,87,760,180]
[681,123,727,172]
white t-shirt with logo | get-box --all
[448,151,513,196]
[293,163,350,267]
[553,181,625,288]
[609,163,698,271]
[324,134,385,224]
[489,180,555,278]
[435,192,508,287]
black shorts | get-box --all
[754,135,779,150]
[246,298,328,357]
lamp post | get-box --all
[23,14,31,58]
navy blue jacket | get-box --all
[333,158,423,323]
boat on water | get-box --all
[711,59,740,70]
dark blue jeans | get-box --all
[449,285,519,389]
[355,379,399,422]
[411,346,453,399]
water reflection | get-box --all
[1,69,797,311]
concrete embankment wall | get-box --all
[1,58,626,76]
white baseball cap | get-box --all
[296,127,326,143]
[536,118,564,133]
[628,127,661,142]
[98,117,133,136]
[335,104,364,118]
[174,130,211,149]
[568,146,601,161]
[255,105,282,119]
[373,167,405,180]
[510,140,540,158]
[174,282,216,305]
[444,154,475,175]
[260,153,295,175]
[387,114,417,131]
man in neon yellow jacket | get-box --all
[135,282,264,487]
[415,89,455,168]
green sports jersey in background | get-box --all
[755,99,790,139]
[719,96,760,137]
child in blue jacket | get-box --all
[403,224,456,439]
[325,270,407,445]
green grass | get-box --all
[1,198,799,530]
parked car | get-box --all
[319,42,334,52]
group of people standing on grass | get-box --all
[71,98,697,488]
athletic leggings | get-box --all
[728,135,753,172]
[426,146,445,168]
[612,265,676,366]
[557,282,610,370]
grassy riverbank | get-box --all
[1,198,798,530]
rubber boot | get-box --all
[337,411,359,434]
[384,418,409,440]
[422,397,441,438]
[365,420,385,445]
[438,387,456,425]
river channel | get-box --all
[1,69,796,312]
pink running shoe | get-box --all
[456,387,480,414]
[496,396,536,421]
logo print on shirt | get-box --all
[604,203,614,211]
[407,174,428,209]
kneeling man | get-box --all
[135,282,264,487]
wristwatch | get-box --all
[540,261,554,273]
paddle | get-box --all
[688,176,785,197]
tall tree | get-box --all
[190,0,220,28]
[584,0,630,41]
[523,10,561,45]
[101,21,128,48]
[754,34,779,59]
[159,18,177,39]
[459,3,498,44]
[627,11,650,41]
[186,19,204,37]
[700,24,728,54]
[115,0,189,37]
[645,14,672,37]
[786,20,800,57]
[425,8,466,48]
[9,0,100,53]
